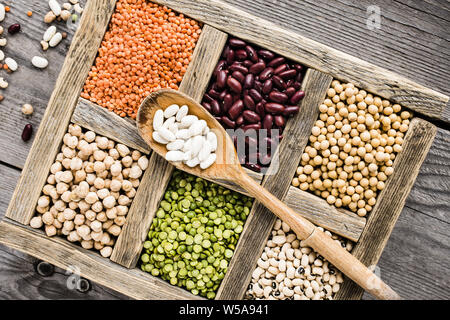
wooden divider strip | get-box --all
[72,98,151,154]
[284,186,365,242]
[5,0,118,224]
[336,118,437,300]
[152,0,449,122]
[0,219,202,300]
[216,69,334,299]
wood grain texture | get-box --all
[110,152,173,268]
[72,98,151,154]
[362,206,450,300]
[0,0,87,169]
[178,25,228,101]
[216,69,333,299]
[0,219,203,300]
[336,118,437,300]
[152,0,449,122]
[5,0,118,225]
[284,186,366,242]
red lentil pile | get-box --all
[81,0,201,119]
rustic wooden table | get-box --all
[0,0,448,300]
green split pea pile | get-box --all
[140,170,253,299]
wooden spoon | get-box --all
[137,88,401,300]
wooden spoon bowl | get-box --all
[137,88,401,300]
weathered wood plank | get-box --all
[337,117,437,300]
[0,219,203,300]
[152,0,449,122]
[0,0,88,169]
[5,0,118,225]
[72,98,151,154]
[110,152,174,268]
[284,187,366,242]
[216,69,333,299]
[178,24,228,101]
[362,206,450,300]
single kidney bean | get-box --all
[274,64,289,75]
[249,62,266,75]
[202,102,212,113]
[295,72,303,83]
[259,67,274,81]
[263,114,273,129]
[232,71,245,83]
[285,87,296,98]
[243,94,256,110]
[229,63,248,74]
[227,76,242,93]
[216,70,227,88]
[265,102,285,114]
[223,94,233,111]
[245,45,258,63]
[256,102,266,118]
[211,100,221,115]
[236,115,245,126]
[229,38,247,48]
[258,49,275,60]
[226,49,235,64]
[272,75,287,90]
[214,60,227,76]
[290,90,305,104]
[249,88,263,102]
[221,116,236,128]
[243,73,255,89]
[243,60,253,68]
[228,100,244,120]
[293,82,302,90]
[222,46,230,59]
[243,110,261,123]
[8,23,21,35]
[269,91,288,104]
[208,88,221,99]
[22,124,33,141]
[262,79,273,95]
[283,106,300,116]
[278,69,297,80]
[274,115,286,127]
[242,123,262,131]
[203,93,213,103]
[293,64,303,72]
[235,49,248,60]
[267,57,286,68]
[254,81,263,93]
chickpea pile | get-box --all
[30,124,149,258]
[81,0,202,119]
[292,81,412,216]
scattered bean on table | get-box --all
[30,124,149,258]
[201,38,306,172]
[245,219,351,300]
[292,81,412,216]
[140,170,253,299]
[81,0,202,119]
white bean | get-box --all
[185,158,200,168]
[191,135,204,156]
[32,56,49,69]
[0,4,5,22]
[49,0,62,16]
[176,105,188,121]
[5,58,18,71]
[166,139,184,151]
[49,32,63,47]
[164,104,179,118]
[162,116,175,129]
[198,140,212,162]
[180,115,198,128]
[165,151,184,162]
[152,131,169,144]
[43,26,57,42]
[176,129,191,140]
[207,132,217,151]
[153,109,164,131]
[200,153,216,169]
[157,127,176,142]
[189,120,205,137]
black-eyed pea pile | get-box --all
[245,219,351,300]
[29,123,149,258]
[292,80,412,216]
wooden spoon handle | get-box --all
[236,171,401,300]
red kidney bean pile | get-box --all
[201,38,306,172]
